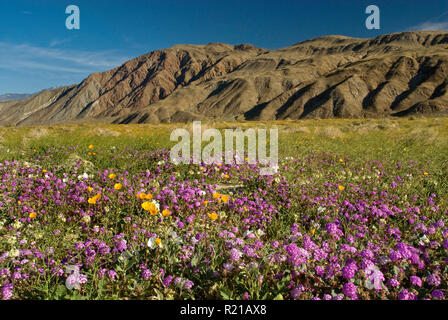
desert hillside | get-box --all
[1,31,448,126]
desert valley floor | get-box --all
[0,118,447,300]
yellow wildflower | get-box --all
[114,183,122,190]
[207,212,218,221]
[108,173,116,179]
[141,201,152,211]
[221,195,230,204]
[145,193,153,200]
[29,212,37,219]
[338,185,345,191]
[142,201,158,215]
[162,209,171,217]
[88,144,94,150]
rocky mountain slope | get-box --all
[1,31,448,126]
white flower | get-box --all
[6,236,17,245]
[82,215,91,223]
[8,248,20,258]
[317,206,326,213]
[151,200,160,211]
[243,230,254,238]
[77,172,89,180]
[147,237,162,249]
[171,231,183,244]
[13,221,22,229]
[419,235,430,246]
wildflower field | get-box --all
[0,117,448,300]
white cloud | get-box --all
[49,38,72,47]
[0,42,130,74]
[409,21,448,31]
[408,11,448,31]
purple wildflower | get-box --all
[183,280,194,290]
[432,290,444,299]
[427,274,441,287]
[229,248,242,262]
[163,275,173,287]
[410,276,422,287]
[342,282,357,299]
[1,283,13,300]
[142,269,152,280]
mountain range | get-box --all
[0,93,33,102]
[1,31,448,126]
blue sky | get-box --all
[1,0,448,94]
